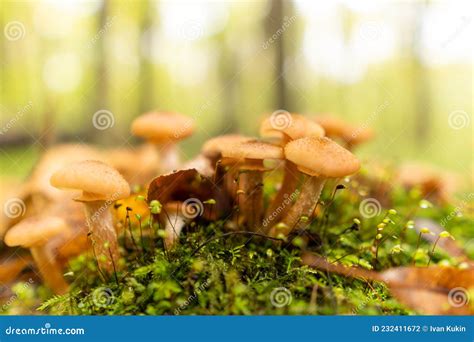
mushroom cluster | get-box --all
[0,111,367,294]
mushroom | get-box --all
[260,114,325,228]
[161,201,188,250]
[106,144,160,186]
[221,140,283,231]
[396,163,457,204]
[201,134,254,210]
[4,216,70,294]
[131,111,195,173]
[269,137,360,237]
[50,160,130,274]
[148,169,218,249]
[314,115,374,150]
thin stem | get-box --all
[427,236,440,266]
[30,246,69,294]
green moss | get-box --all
[29,174,474,315]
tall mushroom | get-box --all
[260,114,325,227]
[50,160,130,274]
[201,134,254,211]
[5,216,70,294]
[269,137,360,237]
[314,115,374,150]
[221,140,283,231]
[131,111,195,173]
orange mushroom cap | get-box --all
[285,137,360,178]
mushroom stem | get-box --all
[30,246,69,294]
[84,201,120,274]
[263,161,299,231]
[237,170,264,231]
[158,144,180,173]
[271,175,325,237]
[163,211,189,250]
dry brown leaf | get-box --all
[302,253,474,315]
[148,168,226,220]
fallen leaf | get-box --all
[302,253,474,315]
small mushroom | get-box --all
[260,114,325,227]
[161,201,188,250]
[106,144,160,186]
[270,137,360,237]
[396,163,457,204]
[314,115,374,150]
[201,134,254,209]
[131,111,195,173]
[4,216,70,294]
[50,160,130,274]
[221,140,283,231]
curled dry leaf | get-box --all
[302,253,474,315]
[148,169,225,221]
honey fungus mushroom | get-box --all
[5,216,70,294]
[260,114,325,228]
[221,140,283,231]
[131,111,195,173]
[270,137,360,237]
[50,160,130,274]
[314,115,374,150]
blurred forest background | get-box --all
[0,0,472,184]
